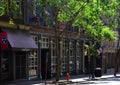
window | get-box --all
[51,39,56,74]
[28,51,38,77]
[41,37,49,48]
[32,35,39,45]
[61,39,68,73]
[69,41,75,72]
[28,35,38,77]
[76,42,81,71]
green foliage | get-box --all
[0,0,119,42]
[9,18,14,25]
[58,0,86,22]
[47,0,119,57]
[32,0,119,42]
[10,0,20,18]
[0,7,4,16]
[84,44,100,57]
[101,26,117,40]
[0,0,5,16]
[57,0,119,41]
[0,0,21,18]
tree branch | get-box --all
[69,0,88,28]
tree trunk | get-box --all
[114,49,120,76]
[114,6,120,76]
[53,5,61,82]
[55,36,61,81]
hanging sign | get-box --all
[0,32,8,50]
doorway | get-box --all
[41,49,51,79]
[15,52,26,80]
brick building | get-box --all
[0,0,85,83]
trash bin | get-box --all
[95,68,102,77]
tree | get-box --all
[45,0,119,80]
[0,0,22,24]
[31,0,119,81]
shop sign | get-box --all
[0,32,8,50]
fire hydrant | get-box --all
[66,73,70,81]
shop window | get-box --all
[28,51,38,77]
[29,35,38,77]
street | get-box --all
[2,73,120,85]
[29,77,120,85]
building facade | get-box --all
[0,27,38,82]
[0,0,86,83]
[30,26,85,79]
[102,40,118,73]
[0,0,118,83]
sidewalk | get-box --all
[2,73,120,85]
[71,73,120,82]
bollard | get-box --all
[40,73,42,80]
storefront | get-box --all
[0,29,38,83]
[40,35,84,78]
[30,26,85,79]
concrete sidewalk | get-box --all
[71,73,120,82]
[2,73,120,85]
